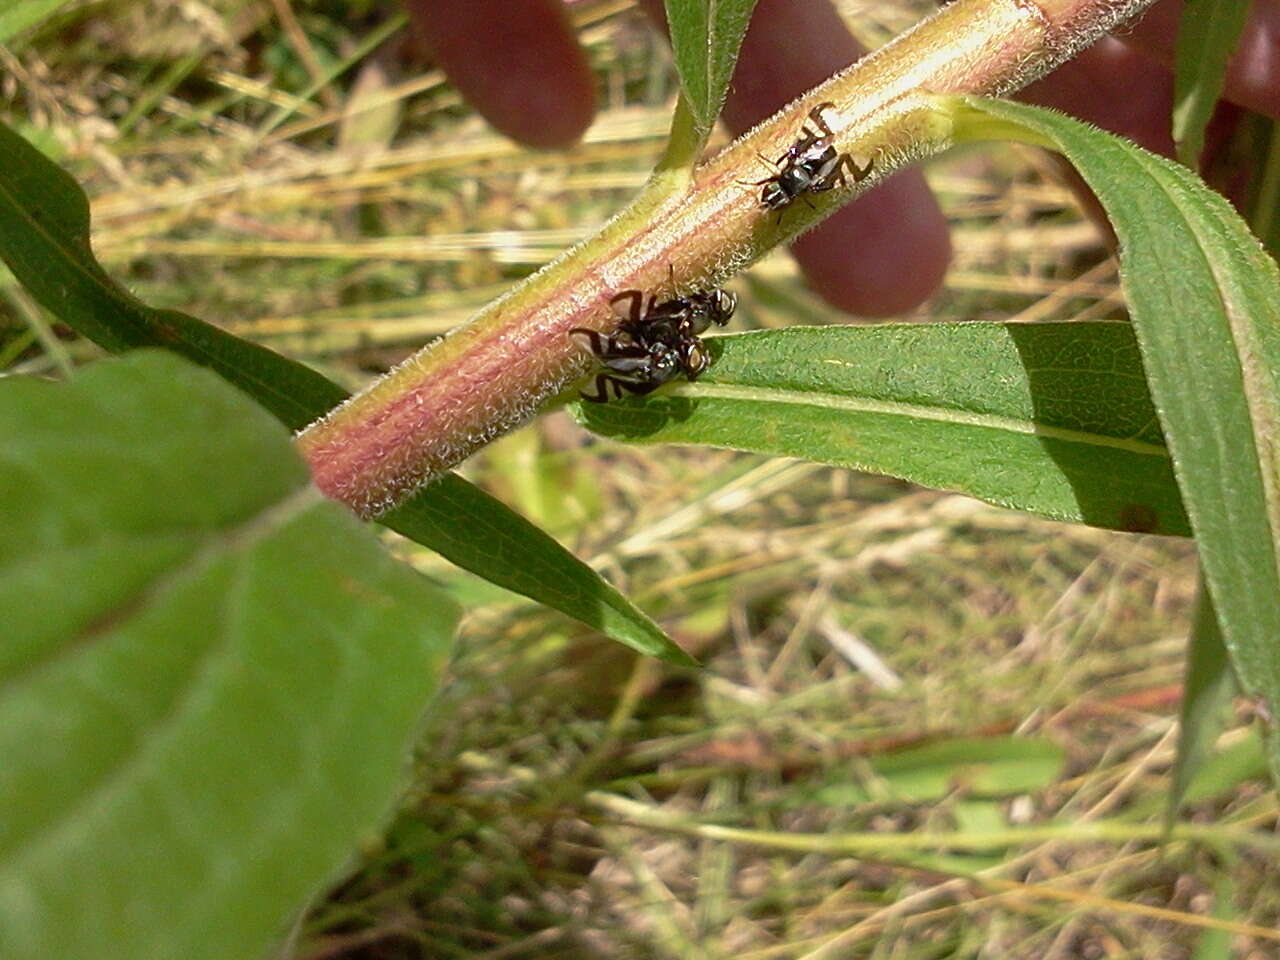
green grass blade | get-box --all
[0,117,680,664]
[955,96,1280,783]
[664,0,759,142]
[1171,0,1251,168]
[577,322,1190,536]
[0,0,74,43]
[0,352,459,960]
[1191,875,1237,960]
[0,118,347,430]
[857,737,1065,804]
[1167,579,1236,832]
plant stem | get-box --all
[1250,118,1280,254]
[296,0,1159,518]
[588,789,1280,857]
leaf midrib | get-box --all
[0,486,323,696]
[1130,147,1280,572]
[667,382,1170,457]
[0,549,252,871]
[0,486,326,871]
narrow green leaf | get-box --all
[1171,0,1252,168]
[664,0,759,141]
[1191,875,1236,960]
[657,93,706,174]
[382,481,693,665]
[0,352,459,960]
[0,119,346,431]
[1248,116,1280,258]
[954,96,1280,784]
[0,117,680,664]
[812,736,1065,805]
[1182,730,1267,803]
[870,737,1065,801]
[1167,579,1236,832]
[0,0,74,43]
[577,322,1190,536]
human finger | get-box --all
[405,0,595,149]
[1121,0,1280,119]
[720,0,952,316]
[641,0,952,316]
[1019,36,1177,156]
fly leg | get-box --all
[807,102,836,137]
[570,327,618,357]
[840,151,875,184]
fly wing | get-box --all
[805,145,842,192]
[602,351,656,375]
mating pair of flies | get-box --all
[574,102,873,403]
[571,281,737,403]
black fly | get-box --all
[748,101,873,214]
[571,279,737,403]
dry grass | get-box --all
[3,1,1275,957]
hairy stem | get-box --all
[297,0,1158,517]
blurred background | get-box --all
[2,1,1273,956]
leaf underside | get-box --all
[967,97,1280,786]
[664,0,759,138]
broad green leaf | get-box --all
[0,0,74,43]
[1167,580,1236,831]
[577,322,1191,536]
[0,117,681,664]
[0,352,459,960]
[664,0,759,141]
[954,96,1280,785]
[1172,0,1251,168]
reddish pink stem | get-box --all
[297,0,1158,517]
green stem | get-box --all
[588,789,1280,856]
[296,0,1160,517]
[1250,118,1280,255]
[656,93,706,177]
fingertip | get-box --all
[1122,0,1280,120]
[707,0,950,315]
[719,0,869,129]
[508,69,596,151]
[1018,38,1176,156]
[407,0,595,149]
[790,170,952,317]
